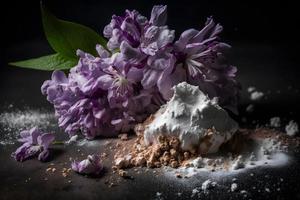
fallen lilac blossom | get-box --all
[71,154,103,175]
[11,127,55,162]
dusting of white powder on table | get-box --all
[0,108,56,145]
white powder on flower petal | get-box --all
[285,120,298,136]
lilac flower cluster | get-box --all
[42,5,239,139]
[11,127,55,162]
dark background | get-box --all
[2,0,299,62]
[1,1,300,200]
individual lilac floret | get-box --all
[72,154,103,175]
[11,127,55,162]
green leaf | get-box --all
[9,54,78,71]
[41,3,107,58]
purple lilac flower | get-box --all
[71,154,103,175]
[42,5,239,139]
[42,47,155,139]
[11,127,55,162]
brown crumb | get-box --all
[101,152,108,158]
[170,160,179,168]
[112,166,118,171]
[118,169,128,178]
[62,172,68,178]
[108,182,115,187]
[119,133,128,141]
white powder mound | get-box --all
[250,91,264,101]
[0,109,56,145]
[270,117,281,128]
[285,120,298,136]
[144,82,238,153]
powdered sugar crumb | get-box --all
[285,120,298,136]
[250,91,264,101]
[270,117,281,128]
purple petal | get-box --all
[120,41,146,65]
[72,155,103,175]
[11,143,32,162]
[37,133,55,149]
[38,150,50,162]
[175,29,199,51]
[96,44,110,58]
[97,74,114,90]
[158,64,187,100]
[150,5,167,26]
[51,70,68,84]
[141,68,162,89]
[29,127,42,144]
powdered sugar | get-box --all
[0,108,56,145]
[285,120,298,136]
[270,117,281,128]
[250,91,264,101]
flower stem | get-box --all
[52,141,65,145]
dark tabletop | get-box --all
[1,41,300,200]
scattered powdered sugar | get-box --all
[163,136,290,179]
[247,86,256,93]
[247,86,264,101]
[191,188,200,197]
[231,183,238,192]
[201,179,217,194]
[270,117,281,128]
[250,91,264,101]
[65,135,78,145]
[155,192,164,200]
[246,104,254,113]
[285,120,298,136]
[0,108,56,145]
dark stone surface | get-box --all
[1,41,300,200]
